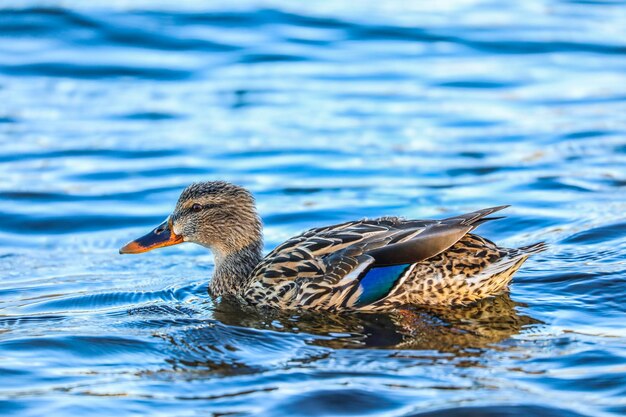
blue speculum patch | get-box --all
[355,264,411,306]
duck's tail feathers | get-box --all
[517,241,548,255]
[468,241,546,286]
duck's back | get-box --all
[367,234,545,309]
[243,207,545,310]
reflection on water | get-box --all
[213,294,538,353]
[1,0,626,416]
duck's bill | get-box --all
[119,219,183,254]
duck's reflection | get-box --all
[212,294,540,353]
[150,294,540,376]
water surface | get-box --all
[1,1,626,416]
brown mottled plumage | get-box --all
[120,181,546,311]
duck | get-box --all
[119,181,545,311]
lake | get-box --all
[1,1,625,416]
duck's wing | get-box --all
[248,206,508,309]
[366,205,509,266]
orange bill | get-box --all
[119,218,183,254]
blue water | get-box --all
[1,1,626,416]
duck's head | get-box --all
[119,181,262,258]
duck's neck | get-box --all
[210,239,263,297]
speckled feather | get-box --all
[241,207,545,311]
[124,182,545,311]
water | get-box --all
[1,1,625,416]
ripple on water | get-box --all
[408,405,589,417]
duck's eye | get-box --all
[191,203,203,213]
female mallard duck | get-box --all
[120,181,545,311]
